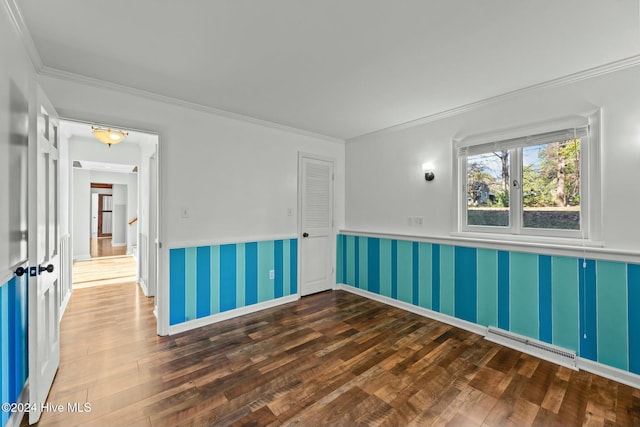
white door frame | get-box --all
[297,152,336,296]
[59,118,168,335]
[154,134,168,335]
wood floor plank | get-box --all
[28,274,640,427]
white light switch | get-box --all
[269,270,275,280]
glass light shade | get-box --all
[92,127,128,146]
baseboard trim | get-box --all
[168,294,300,335]
[577,357,640,390]
[60,288,72,319]
[73,254,91,262]
[336,283,640,390]
[138,279,148,296]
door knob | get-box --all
[15,264,54,277]
[39,264,54,274]
[302,232,309,238]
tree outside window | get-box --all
[465,138,582,232]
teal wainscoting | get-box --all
[169,239,298,326]
[336,234,640,376]
[0,275,28,427]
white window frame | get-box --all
[454,111,601,243]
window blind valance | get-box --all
[458,126,588,157]
[455,114,591,156]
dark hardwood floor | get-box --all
[33,283,640,427]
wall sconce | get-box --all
[422,162,435,182]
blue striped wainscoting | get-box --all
[0,275,28,427]
[336,234,640,377]
[169,239,298,326]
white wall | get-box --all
[59,132,71,239]
[72,169,91,260]
[112,184,127,246]
[0,3,35,276]
[70,135,142,165]
[39,77,347,246]
[41,75,346,335]
[138,143,155,246]
[127,172,138,255]
[346,64,640,251]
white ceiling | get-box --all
[17,0,640,140]
[60,120,155,146]
[61,120,156,172]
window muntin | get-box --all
[459,123,590,239]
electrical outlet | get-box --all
[269,270,275,280]
[414,216,423,226]
[287,208,293,217]
[407,216,413,226]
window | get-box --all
[456,113,600,240]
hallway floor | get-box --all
[72,256,136,289]
[90,237,127,258]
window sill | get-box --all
[449,231,603,250]
[339,229,640,263]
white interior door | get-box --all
[28,87,60,424]
[299,155,334,296]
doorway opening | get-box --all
[90,182,127,258]
[61,120,160,304]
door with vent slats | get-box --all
[299,155,334,296]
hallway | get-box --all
[31,279,157,427]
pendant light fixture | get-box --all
[91,126,128,147]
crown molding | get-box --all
[38,66,345,145]
[3,0,42,70]
[351,54,640,141]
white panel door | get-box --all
[28,86,60,424]
[299,155,334,296]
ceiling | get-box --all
[17,0,640,140]
[60,120,155,146]
[61,120,156,173]
[73,160,137,174]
